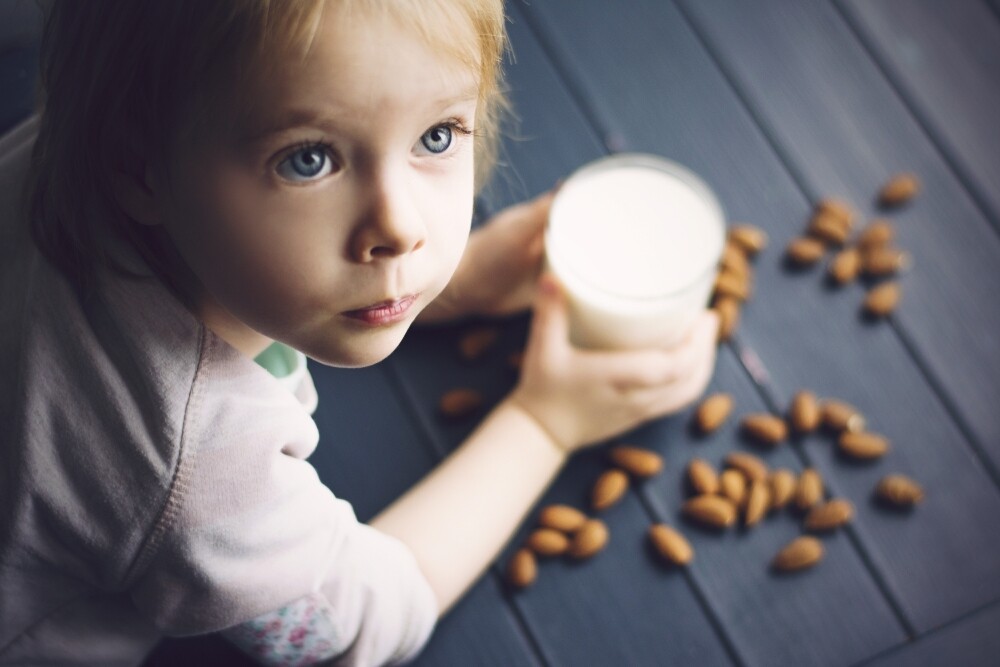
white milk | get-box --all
[545,154,725,349]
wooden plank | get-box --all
[837,0,1000,232]
[522,0,1000,638]
[674,0,1000,475]
[861,601,1000,667]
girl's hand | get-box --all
[509,275,720,453]
[419,190,553,323]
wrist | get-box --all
[501,394,573,459]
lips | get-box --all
[342,294,419,326]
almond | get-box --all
[506,548,537,588]
[537,504,588,533]
[439,388,483,420]
[713,296,741,342]
[788,390,821,433]
[728,224,768,256]
[808,212,850,246]
[821,400,866,433]
[687,458,719,495]
[773,536,824,572]
[804,498,855,531]
[568,519,609,559]
[526,528,570,557]
[591,469,629,511]
[862,247,912,277]
[725,451,769,482]
[878,173,920,208]
[458,326,499,361]
[719,469,747,507]
[857,220,895,250]
[682,495,738,529]
[721,242,751,280]
[815,198,855,230]
[714,270,751,301]
[839,431,890,460]
[828,247,862,285]
[768,469,796,510]
[785,236,826,265]
[741,413,788,446]
[507,350,524,371]
[648,524,694,566]
[864,282,901,317]
[608,445,663,479]
[794,468,824,511]
[694,393,734,434]
[875,474,924,508]
[744,480,771,527]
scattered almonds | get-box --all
[768,469,797,511]
[773,536,824,572]
[804,498,855,532]
[789,390,822,433]
[725,451,769,482]
[862,247,912,277]
[857,220,895,250]
[608,446,663,479]
[839,431,890,460]
[438,388,483,420]
[828,247,862,285]
[714,270,751,301]
[864,282,901,317]
[728,224,768,256]
[591,469,630,511]
[506,548,537,588]
[687,458,720,496]
[458,326,499,361]
[649,524,694,566]
[808,212,850,246]
[785,236,826,266]
[683,495,738,529]
[538,504,588,533]
[744,480,771,527]
[714,296,741,342]
[878,173,920,208]
[721,243,751,280]
[741,413,788,446]
[719,470,747,507]
[875,474,924,508]
[794,468,824,511]
[821,400,866,433]
[815,198,855,229]
[569,519,609,559]
[694,393,734,434]
[527,528,571,557]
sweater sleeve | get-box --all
[127,333,437,665]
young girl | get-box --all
[0,1,719,665]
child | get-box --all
[0,1,719,665]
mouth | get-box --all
[342,294,420,327]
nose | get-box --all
[349,167,427,263]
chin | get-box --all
[303,323,411,369]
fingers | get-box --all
[524,274,569,364]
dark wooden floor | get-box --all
[4,1,999,665]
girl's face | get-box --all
[152,9,478,367]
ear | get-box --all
[111,167,163,227]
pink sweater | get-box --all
[0,121,437,666]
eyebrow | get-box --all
[243,88,480,143]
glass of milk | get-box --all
[545,153,725,349]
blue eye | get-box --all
[420,126,453,154]
[277,146,333,182]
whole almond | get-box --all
[687,458,719,495]
[821,400,866,433]
[568,519,609,559]
[526,528,570,557]
[773,536,824,572]
[808,212,850,246]
[828,247,862,285]
[768,469,796,510]
[794,468,824,511]
[694,393,734,434]
[789,390,822,433]
[864,282,901,317]
[875,474,925,508]
[839,431,890,460]
[728,224,768,256]
[507,350,524,371]
[785,236,826,265]
[682,495,738,529]
[538,504,588,533]
[458,326,499,361]
[725,451,769,482]
[439,388,483,420]
[719,469,747,507]
[879,173,920,208]
[506,548,537,588]
[741,413,788,446]
[804,498,855,531]
[714,270,751,301]
[591,469,629,511]
[815,198,855,229]
[863,247,912,277]
[721,243,751,280]
[608,445,663,479]
[857,220,895,250]
[744,480,771,527]
[649,524,694,566]
[714,296,741,342]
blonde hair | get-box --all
[27,0,508,293]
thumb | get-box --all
[527,273,569,354]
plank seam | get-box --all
[830,0,1000,238]
[669,0,919,644]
